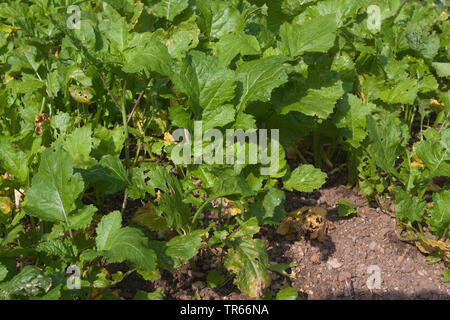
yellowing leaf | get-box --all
[222,198,241,216]
[277,206,332,242]
[163,132,176,146]
[69,85,94,104]
[0,196,13,215]
[132,202,169,232]
[415,235,450,263]
[411,161,425,169]
[0,24,20,38]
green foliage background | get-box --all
[0,0,448,299]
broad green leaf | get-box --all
[131,203,168,232]
[209,168,253,199]
[444,270,450,283]
[165,19,200,59]
[224,237,270,298]
[123,38,173,76]
[73,20,96,50]
[281,80,344,118]
[283,165,327,192]
[279,15,337,57]
[96,211,157,271]
[0,225,24,247]
[196,0,242,38]
[416,137,450,178]
[206,269,225,289]
[23,145,84,225]
[0,263,7,282]
[281,0,315,15]
[35,238,75,260]
[276,287,298,300]
[151,0,189,21]
[337,199,358,217]
[334,94,375,148]
[68,205,97,230]
[247,187,285,225]
[165,230,206,264]
[394,189,426,223]
[432,62,450,78]
[430,190,450,235]
[63,125,94,167]
[0,140,28,183]
[366,116,405,178]
[99,16,129,54]
[134,288,165,300]
[237,56,289,112]
[202,104,235,131]
[173,51,236,111]
[214,32,261,66]
[379,79,418,105]
[0,266,52,300]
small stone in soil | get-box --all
[310,254,320,264]
[338,271,352,282]
[327,258,342,269]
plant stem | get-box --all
[192,197,213,227]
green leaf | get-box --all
[366,115,405,178]
[416,138,450,178]
[165,230,206,264]
[99,16,129,54]
[63,125,95,167]
[206,269,225,289]
[224,237,270,298]
[214,32,261,66]
[0,225,24,247]
[281,80,344,118]
[334,94,375,148]
[283,165,327,192]
[165,19,200,59]
[337,199,358,217]
[425,251,442,265]
[237,56,289,112]
[77,156,129,195]
[279,14,337,57]
[0,266,52,300]
[379,79,418,105]
[133,287,165,300]
[276,287,298,300]
[35,238,75,260]
[432,62,450,78]
[0,140,28,183]
[68,205,97,230]
[444,269,450,283]
[123,38,173,76]
[429,190,450,235]
[196,0,241,38]
[96,211,157,271]
[0,263,8,282]
[209,168,253,198]
[151,0,189,21]
[173,51,236,111]
[23,145,84,225]
[202,104,236,132]
[394,189,426,223]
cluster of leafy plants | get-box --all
[0,0,448,300]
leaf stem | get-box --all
[192,197,213,227]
